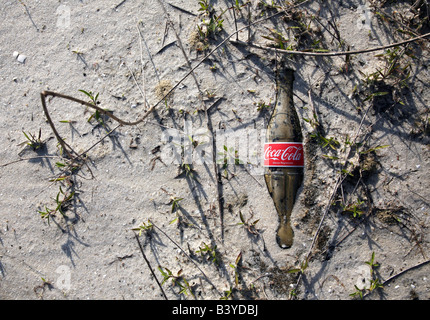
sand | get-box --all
[0,0,429,301]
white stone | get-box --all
[13,51,19,59]
[17,54,27,63]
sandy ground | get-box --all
[0,0,429,301]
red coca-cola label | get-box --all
[263,142,304,167]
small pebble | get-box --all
[13,51,19,59]
[17,54,27,64]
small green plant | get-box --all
[168,196,184,224]
[79,89,110,128]
[220,287,233,300]
[350,252,383,299]
[342,199,365,218]
[20,129,45,151]
[37,186,75,223]
[262,27,291,50]
[303,111,320,131]
[374,47,411,84]
[360,144,390,154]
[232,0,250,12]
[158,266,194,297]
[229,252,242,286]
[217,145,244,166]
[238,210,260,236]
[365,251,379,273]
[198,0,211,12]
[197,0,225,43]
[309,131,340,151]
[132,220,153,236]
[255,100,272,111]
[170,196,183,214]
[196,242,219,264]
[288,258,309,275]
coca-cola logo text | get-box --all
[263,143,304,167]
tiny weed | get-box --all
[288,258,309,275]
[350,252,383,299]
[158,266,195,298]
[310,131,340,150]
[229,251,242,286]
[37,185,75,223]
[196,0,225,46]
[238,210,260,236]
[255,100,272,111]
[168,196,184,224]
[170,196,183,214]
[342,199,365,218]
[19,129,45,151]
[217,145,244,166]
[132,220,153,236]
[79,89,111,129]
[220,287,233,300]
[262,27,291,50]
[196,242,219,264]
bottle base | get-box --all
[276,224,294,249]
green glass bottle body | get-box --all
[264,68,304,249]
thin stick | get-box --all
[134,233,168,300]
[230,31,430,56]
[136,21,161,83]
[125,63,147,105]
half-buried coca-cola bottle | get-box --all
[264,67,304,249]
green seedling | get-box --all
[197,0,225,43]
[217,145,244,166]
[262,27,291,50]
[20,129,45,151]
[238,210,260,236]
[255,100,271,111]
[79,89,111,128]
[288,258,309,275]
[365,251,380,274]
[220,287,233,300]
[232,0,250,12]
[198,0,211,12]
[196,242,219,264]
[363,91,389,102]
[229,251,242,286]
[158,266,194,297]
[342,199,365,218]
[310,131,340,150]
[168,196,184,224]
[170,196,183,214]
[37,186,75,223]
[132,220,153,236]
[360,144,390,154]
[303,112,320,131]
[350,285,365,299]
[350,252,383,299]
